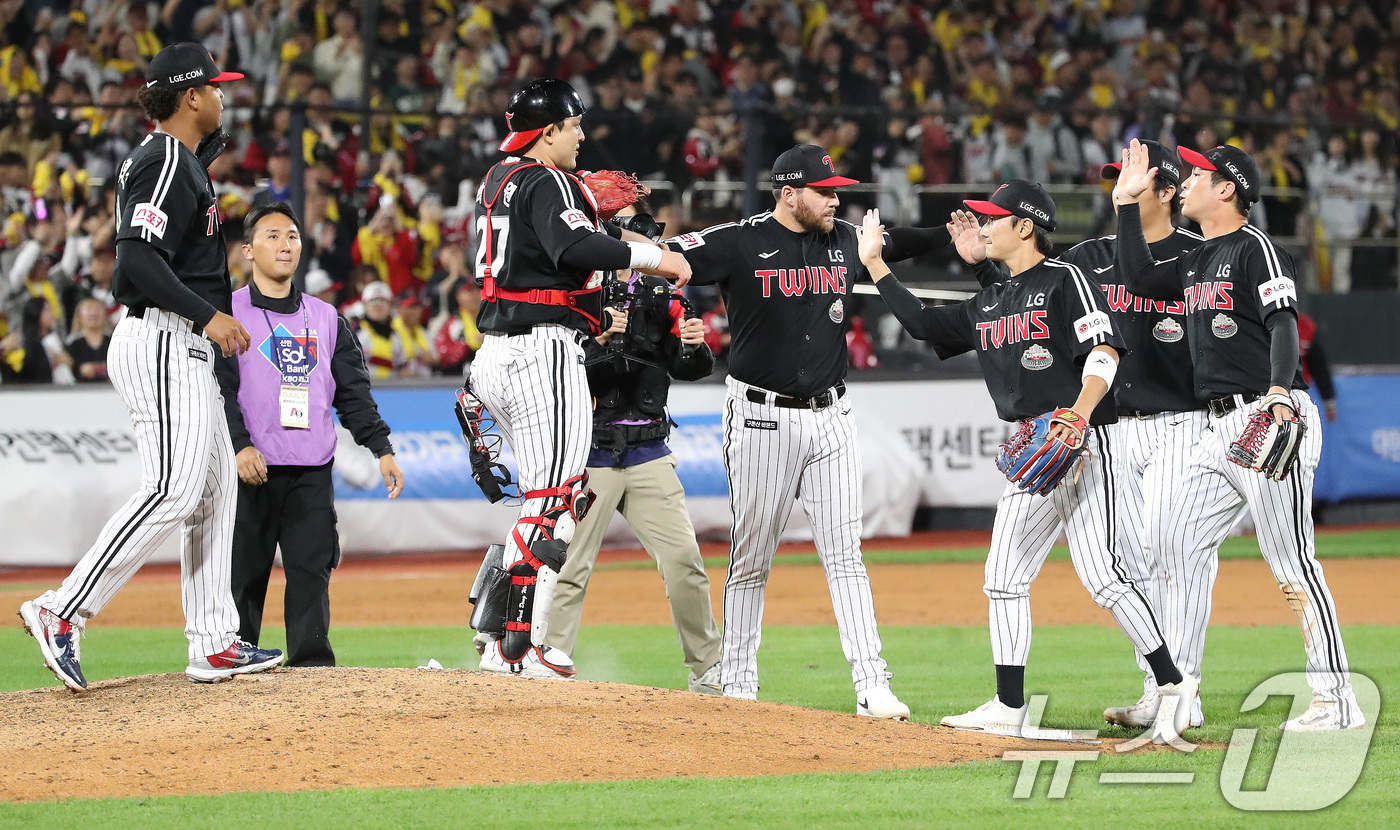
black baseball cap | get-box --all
[772,144,859,187]
[145,42,243,91]
[964,179,1057,232]
[1178,145,1260,202]
[1102,140,1182,186]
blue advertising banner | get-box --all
[332,387,729,501]
[1312,372,1400,502]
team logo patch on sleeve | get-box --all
[673,232,705,250]
[132,203,168,238]
[559,208,591,231]
[1020,344,1054,370]
[1258,276,1296,305]
[1211,313,1238,339]
[1073,310,1113,343]
[1152,316,1184,343]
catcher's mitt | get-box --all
[1226,392,1306,481]
[997,408,1088,496]
[578,170,648,221]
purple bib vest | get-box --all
[231,287,340,466]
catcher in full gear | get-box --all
[861,181,1197,745]
[461,77,690,678]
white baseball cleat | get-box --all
[479,641,577,679]
[1151,674,1200,744]
[1105,688,1204,729]
[688,662,722,695]
[940,696,1029,733]
[724,690,758,701]
[1281,695,1367,732]
[857,686,910,721]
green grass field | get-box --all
[2,532,1397,828]
[598,527,1400,571]
[1,623,1395,827]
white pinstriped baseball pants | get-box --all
[985,426,1168,668]
[1161,395,1355,707]
[1105,410,1207,696]
[719,377,891,697]
[35,310,240,660]
[470,325,592,569]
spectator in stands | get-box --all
[1311,133,1364,292]
[0,94,61,179]
[304,268,340,307]
[353,202,419,296]
[252,146,293,207]
[313,8,365,104]
[357,280,407,380]
[1026,92,1082,185]
[65,296,110,383]
[990,115,1032,182]
[1259,129,1310,238]
[430,271,482,378]
[1,296,69,384]
[392,289,435,378]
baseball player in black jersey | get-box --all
[466,78,690,679]
[1115,139,1362,731]
[19,44,283,689]
[869,180,1197,744]
[956,143,1209,730]
[663,144,952,720]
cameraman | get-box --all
[544,205,723,694]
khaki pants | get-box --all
[545,454,721,676]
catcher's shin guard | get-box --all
[501,538,569,659]
[529,539,568,647]
[498,474,595,661]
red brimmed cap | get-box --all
[772,144,859,187]
[963,179,1057,231]
[1102,140,1182,185]
[145,43,243,91]
[1178,145,1260,202]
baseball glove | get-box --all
[997,408,1089,496]
[578,170,648,221]
[195,129,229,169]
[1226,393,1307,481]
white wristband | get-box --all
[1082,349,1118,387]
[627,241,663,270]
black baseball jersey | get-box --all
[663,214,869,397]
[113,132,230,314]
[1116,206,1305,398]
[1059,228,1204,414]
[474,158,607,335]
[877,256,1125,425]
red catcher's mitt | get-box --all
[578,170,648,221]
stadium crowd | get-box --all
[2,0,1399,384]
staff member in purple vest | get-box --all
[215,203,405,666]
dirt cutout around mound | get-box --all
[0,668,1161,803]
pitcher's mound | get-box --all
[2,667,1108,803]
